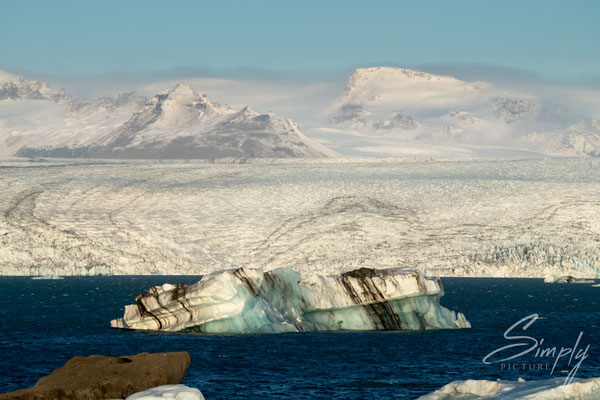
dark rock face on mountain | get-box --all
[0,352,191,400]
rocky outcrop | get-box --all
[111,267,470,333]
[0,352,191,400]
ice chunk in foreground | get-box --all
[110,267,470,333]
[418,377,600,399]
[124,384,204,399]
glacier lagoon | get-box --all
[2,157,600,398]
[1,276,599,399]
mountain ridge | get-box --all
[1,74,337,159]
[2,67,600,158]
[326,66,600,157]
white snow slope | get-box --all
[0,73,336,159]
[1,157,599,277]
[325,66,600,157]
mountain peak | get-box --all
[0,75,70,102]
[333,66,488,114]
[164,82,196,96]
[239,105,259,116]
[156,82,219,109]
[346,67,460,89]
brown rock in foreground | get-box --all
[0,352,191,400]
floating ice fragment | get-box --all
[111,267,470,333]
[123,384,204,400]
[418,376,600,399]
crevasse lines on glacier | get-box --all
[249,195,419,269]
[4,189,45,228]
[250,196,411,253]
[0,171,168,275]
[0,185,113,275]
[97,177,185,275]
[3,186,84,236]
[62,181,172,274]
[521,197,600,237]
[1,158,600,277]
[106,181,152,227]
[96,165,248,274]
[58,176,169,274]
[65,184,101,211]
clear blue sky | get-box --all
[1,0,599,80]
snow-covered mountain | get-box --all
[0,76,70,102]
[333,66,488,114]
[3,67,600,158]
[326,66,600,157]
[80,83,335,159]
[4,92,147,157]
[1,74,336,159]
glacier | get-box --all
[110,267,470,333]
[1,158,600,278]
[418,377,600,399]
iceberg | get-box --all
[110,267,470,333]
[123,384,204,400]
[31,275,64,280]
[543,275,595,284]
[417,376,600,399]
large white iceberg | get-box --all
[418,377,600,399]
[110,267,470,333]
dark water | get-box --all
[1,277,599,399]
